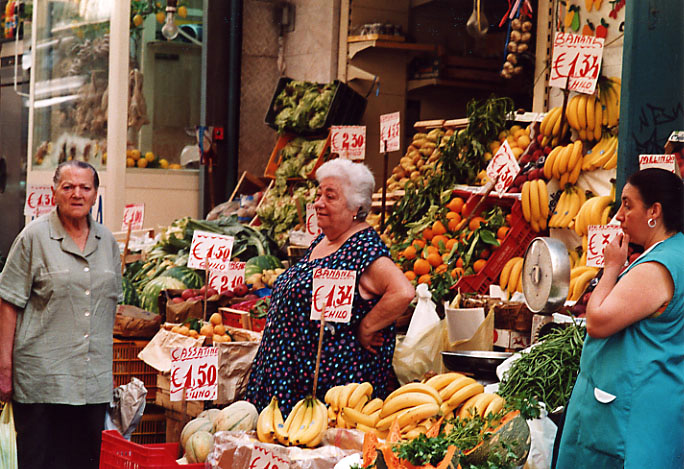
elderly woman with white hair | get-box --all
[246,159,415,413]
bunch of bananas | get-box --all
[499,257,524,295]
[424,373,502,419]
[373,382,442,438]
[573,195,614,237]
[324,382,378,429]
[582,134,619,171]
[599,77,621,129]
[538,106,569,147]
[568,266,599,301]
[568,249,582,268]
[521,179,549,232]
[256,395,328,448]
[549,185,586,229]
[543,140,584,187]
[566,94,602,142]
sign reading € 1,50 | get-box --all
[188,230,235,272]
[170,346,219,401]
[310,268,356,323]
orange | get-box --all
[426,252,443,268]
[418,274,432,285]
[426,245,439,256]
[446,211,459,220]
[451,267,465,279]
[505,214,513,225]
[403,245,417,260]
[413,259,431,276]
[496,237,505,246]
[473,259,487,273]
[446,197,465,213]
[479,248,491,259]
[431,235,448,249]
[432,220,447,236]
[445,238,458,252]
[448,217,463,232]
[497,226,510,239]
[412,239,426,249]
[469,217,486,231]
[422,228,434,241]
[455,257,464,268]
[404,271,416,281]
[435,264,448,274]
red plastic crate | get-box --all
[452,189,536,294]
[99,430,204,468]
[113,339,158,402]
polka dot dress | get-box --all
[245,227,395,414]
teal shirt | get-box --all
[556,233,684,468]
[0,210,122,404]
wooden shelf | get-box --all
[348,39,436,59]
[407,77,504,92]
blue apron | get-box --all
[556,233,684,468]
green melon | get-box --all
[185,430,214,463]
[121,276,139,306]
[215,400,258,432]
[140,275,186,314]
[180,417,214,450]
[245,255,283,278]
[164,266,204,290]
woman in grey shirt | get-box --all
[0,160,121,469]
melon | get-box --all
[215,400,258,432]
[164,266,204,290]
[198,408,222,428]
[180,417,213,450]
[186,430,214,463]
[141,275,186,314]
[462,410,531,466]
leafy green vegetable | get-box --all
[272,80,337,133]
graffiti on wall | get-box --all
[631,101,683,154]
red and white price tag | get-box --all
[208,262,245,294]
[24,184,55,216]
[331,125,366,160]
[638,154,677,173]
[306,203,321,238]
[121,203,145,231]
[379,112,401,153]
[248,443,291,469]
[486,140,520,196]
[170,347,219,401]
[550,32,604,94]
[188,230,235,272]
[310,268,356,323]
[587,224,623,268]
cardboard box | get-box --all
[493,328,531,350]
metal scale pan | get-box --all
[522,237,571,314]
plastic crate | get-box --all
[100,430,204,469]
[264,77,366,134]
[453,189,536,294]
[263,131,331,180]
[131,406,166,445]
[113,339,158,402]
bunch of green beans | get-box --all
[498,323,586,412]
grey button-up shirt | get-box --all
[0,210,122,404]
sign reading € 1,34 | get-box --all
[586,224,623,268]
[379,112,401,153]
[208,262,246,294]
[188,230,235,272]
[485,139,520,196]
[550,32,604,94]
[638,154,677,173]
[310,268,356,323]
[121,203,145,231]
[331,125,366,160]
[24,184,55,217]
[170,346,219,401]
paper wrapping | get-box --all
[114,304,161,338]
[137,328,206,373]
[447,305,495,351]
[208,430,362,469]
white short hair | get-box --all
[315,159,375,220]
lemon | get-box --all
[102,152,107,164]
[169,163,182,170]
[137,158,148,168]
[156,11,165,24]
[144,151,155,162]
[177,5,187,18]
[126,157,135,167]
[130,149,141,160]
[126,149,133,158]
[132,14,144,27]
[159,158,169,169]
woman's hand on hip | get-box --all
[357,319,384,355]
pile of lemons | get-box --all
[126,148,181,169]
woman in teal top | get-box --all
[556,168,684,468]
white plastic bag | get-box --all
[0,403,18,469]
[525,406,558,469]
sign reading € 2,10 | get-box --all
[170,346,219,401]
[122,203,145,231]
[188,230,235,272]
[331,125,366,160]
[208,261,246,294]
[310,268,356,323]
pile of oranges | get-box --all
[396,195,512,285]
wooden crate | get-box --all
[154,373,205,418]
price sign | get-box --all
[310,268,356,323]
[550,32,604,94]
[379,112,401,153]
[208,262,245,294]
[121,203,145,231]
[188,230,235,272]
[587,224,623,268]
[638,154,677,173]
[170,347,219,401]
[248,443,291,469]
[331,125,366,160]
[485,140,520,196]
[24,184,55,216]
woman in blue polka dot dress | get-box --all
[246,159,415,414]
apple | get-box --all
[181,289,195,300]
[234,283,249,297]
[207,287,218,297]
[543,146,552,155]
[171,296,184,304]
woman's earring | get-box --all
[648,218,656,228]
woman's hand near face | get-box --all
[357,257,415,354]
[603,232,630,272]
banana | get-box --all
[380,392,440,419]
[592,136,618,169]
[257,397,276,443]
[561,189,581,228]
[590,196,613,226]
[444,382,485,411]
[507,258,524,295]
[543,146,562,179]
[342,406,378,428]
[327,405,337,424]
[362,397,384,415]
[273,399,288,445]
[571,269,597,301]
[537,179,549,219]
[541,107,560,136]
[586,94,595,132]
[337,383,359,409]
[484,394,505,417]
[551,106,563,137]
[577,94,587,130]
[438,375,475,401]
[298,398,328,447]
[279,398,305,444]
[424,372,466,392]
[396,403,441,431]
[336,408,348,429]
[583,136,610,170]
[600,91,609,126]
[565,96,580,130]
[567,140,583,174]
[550,191,567,228]
[353,395,369,412]
[348,382,373,409]
[458,394,483,419]
[593,99,602,141]
[384,382,442,405]
[529,179,541,223]
[600,205,612,225]
[515,269,524,292]
[603,142,618,169]
[605,85,620,127]
[470,393,499,418]
[325,385,343,408]
[553,144,569,179]
[521,181,532,222]
[287,399,313,444]
[568,153,583,184]
[499,257,519,291]
[571,265,597,280]
[574,197,594,236]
